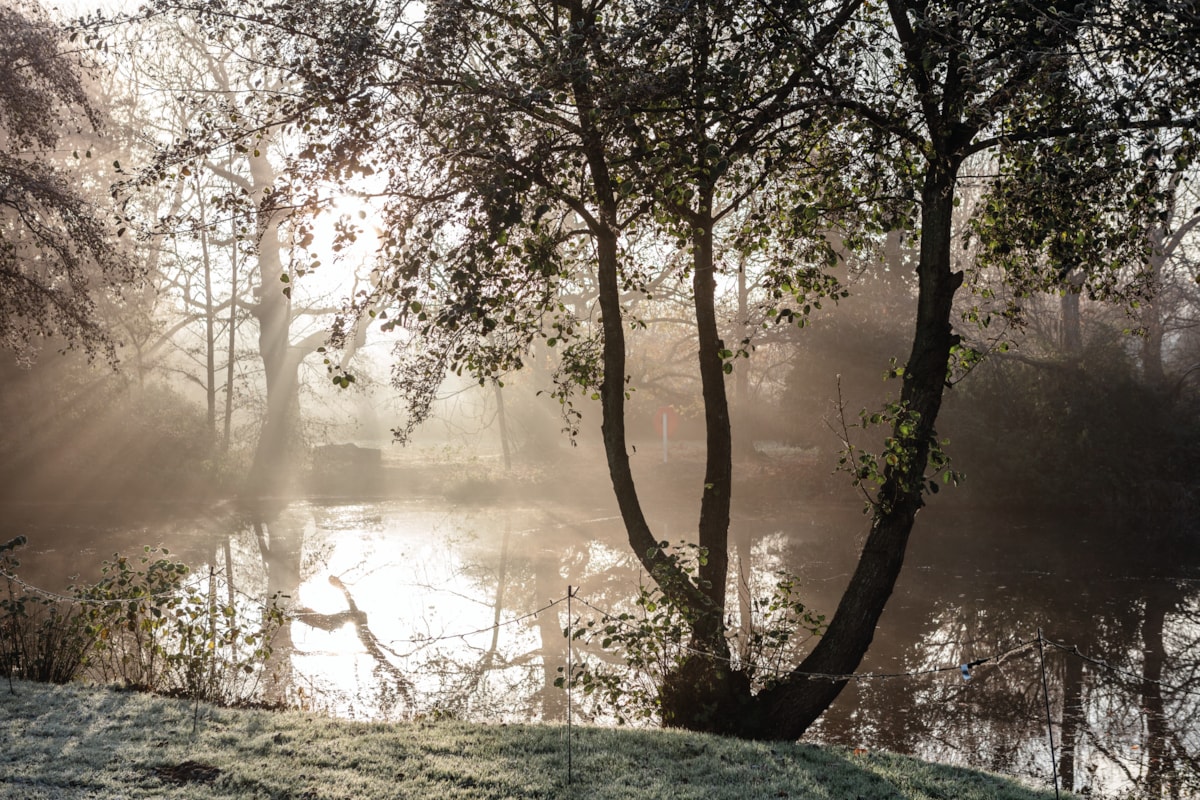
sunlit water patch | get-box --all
[281,503,567,721]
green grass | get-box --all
[0,680,1071,799]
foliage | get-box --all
[0,0,135,362]
[1,540,285,707]
[558,544,825,726]
[558,580,686,726]
[834,396,963,516]
[731,572,828,690]
[1,536,96,686]
[546,336,605,441]
[78,547,285,706]
[946,338,1200,510]
[968,130,1172,326]
[0,365,229,505]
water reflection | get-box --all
[6,499,1198,797]
[811,511,1200,798]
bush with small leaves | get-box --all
[79,547,286,705]
[2,540,285,707]
[558,543,826,725]
[1,537,97,688]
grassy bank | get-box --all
[0,681,1069,799]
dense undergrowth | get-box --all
[0,537,284,707]
[944,342,1200,512]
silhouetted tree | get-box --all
[0,0,134,362]
[130,0,1200,740]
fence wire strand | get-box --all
[571,593,1038,683]
[1,566,218,606]
[6,565,1200,699]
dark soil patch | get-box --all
[152,760,222,785]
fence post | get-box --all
[1037,628,1062,800]
[567,585,574,785]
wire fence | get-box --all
[1,564,221,606]
[3,563,1198,797]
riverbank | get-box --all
[0,680,1070,799]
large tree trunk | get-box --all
[242,145,327,500]
[246,194,299,499]
[1141,307,1167,391]
[660,210,748,732]
[247,282,295,496]
[1058,268,1085,357]
[749,159,963,739]
[246,339,301,498]
[565,0,697,609]
[1061,288,1083,357]
[1141,237,1168,392]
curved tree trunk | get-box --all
[565,0,699,609]
[247,265,297,499]
[660,209,747,732]
[748,159,964,739]
[568,0,970,742]
[244,149,299,500]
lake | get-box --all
[4,475,1197,799]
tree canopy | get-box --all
[109,0,1200,739]
[0,0,133,362]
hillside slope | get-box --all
[0,681,1069,799]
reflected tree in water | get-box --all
[811,515,1200,798]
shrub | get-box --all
[559,543,825,725]
[1,537,96,687]
[1,539,285,707]
[945,336,1200,510]
[79,547,286,706]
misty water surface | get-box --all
[5,475,1198,798]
